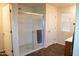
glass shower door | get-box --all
[18,12,33,55]
[18,10,44,55]
[32,15,44,50]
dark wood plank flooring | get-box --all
[27,43,65,56]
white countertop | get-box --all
[65,36,73,42]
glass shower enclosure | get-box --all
[18,8,44,55]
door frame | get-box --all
[9,4,14,56]
[10,4,20,56]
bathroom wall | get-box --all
[0,4,9,51]
[45,4,58,47]
[56,5,76,45]
[0,6,4,51]
[45,4,76,47]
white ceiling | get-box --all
[0,3,7,8]
[0,3,76,8]
[49,3,76,7]
[18,3,45,7]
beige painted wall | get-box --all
[45,4,58,47]
[56,5,76,45]
[0,7,4,51]
[45,4,76,47]
[0,4,8,51]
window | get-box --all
[61,12,72,32]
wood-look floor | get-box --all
[0,43,65,56]
[27,43,65,56]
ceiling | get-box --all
[0,3,76,8]
[49,3,76,7]
[18,3,45,7]
[0,3,7,8]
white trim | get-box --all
[21,46,44,56]
[18,11,43,16]
[56,43,65,46]
[11,4,20,56]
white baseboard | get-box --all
[56,42,65,45]
[21,46,44,56]
[44,42,58,48]
[44,42,65,48]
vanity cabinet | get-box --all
[64,37,73,56]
